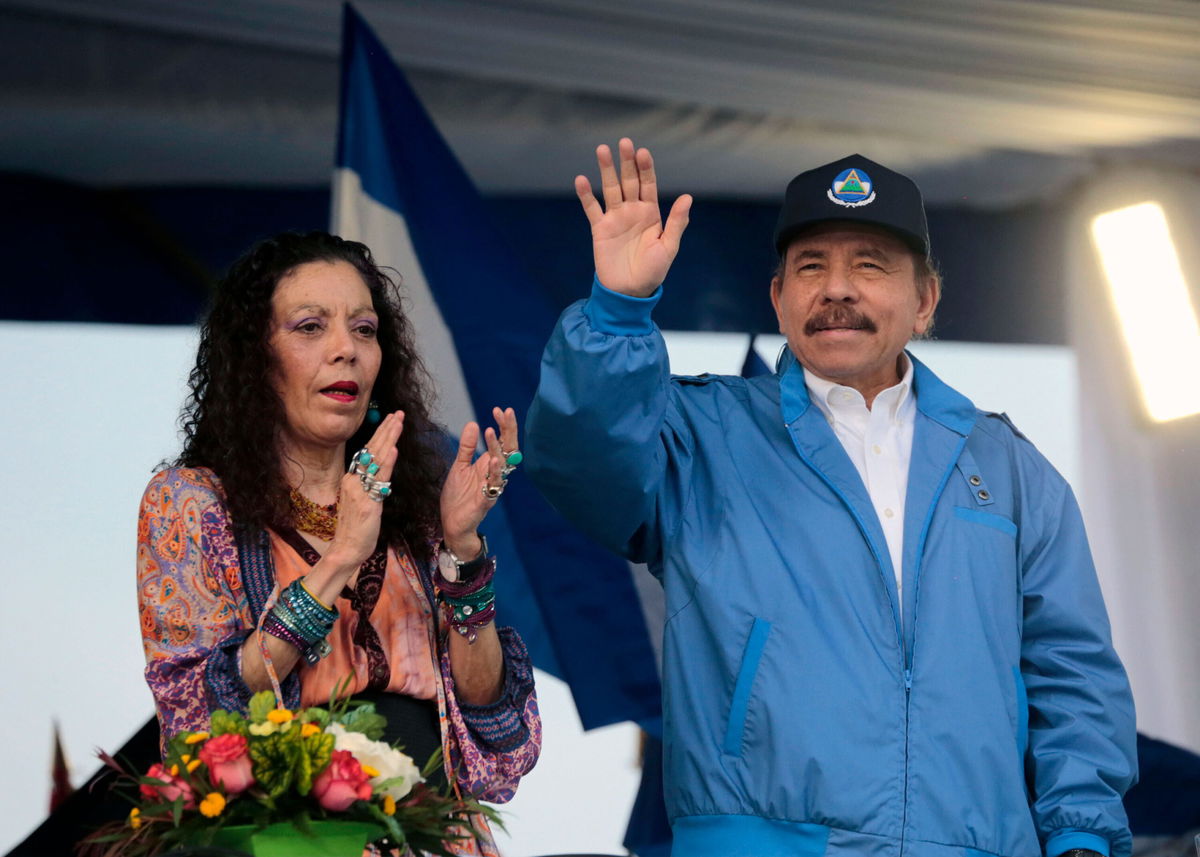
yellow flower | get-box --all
[300,722,321,738]
[266,709,294,724]
[249,721,278,737]
[184,732,210,745]
[169,764,180,776]
[128,808,142,830]
[199,792,226,818]
[186,759,202,773]
[382,795,396,816]
[361,764,381,778]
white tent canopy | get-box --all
[3,0,1200,205]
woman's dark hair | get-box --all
[176,231,446,564]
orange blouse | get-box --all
[268,530,437,707]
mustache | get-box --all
[804,306,877,335]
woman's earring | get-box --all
[366,400,382,425]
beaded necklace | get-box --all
[289,488,338,541]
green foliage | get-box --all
[335,703,387,741]
[420,748,444,783]
[296,730,333,796]
[209,709,249,737]
[247,691,277,723]
[246,721,334,799]
[365,801,408,849]
[248,733,296,799]
[79,693,504,857]
[299,706,330,728]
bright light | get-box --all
[1091,202,1200,423]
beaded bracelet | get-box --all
[264,579,339,664]
[436,556,497,644]
[281,579,338,627]
[261,613,308,650]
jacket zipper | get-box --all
[788,434,913,852]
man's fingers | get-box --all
[597,144,622,211]
[637,147,658,206]
[575,176,603,226]
[618,137,639,205]
[662,194,693,256]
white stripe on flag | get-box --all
[332,166,475,433]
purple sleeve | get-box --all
[438,627,542,803]
[138,468,299,755]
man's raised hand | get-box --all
[575,137,692,298]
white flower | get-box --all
[325,722,423,800]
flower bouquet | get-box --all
[81,690,499,857]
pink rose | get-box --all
[311,750,372,812]
[198,733,255,795]
[140,763,196,808]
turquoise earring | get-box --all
[366,399,382,425]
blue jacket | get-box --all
[525,281,1137,857]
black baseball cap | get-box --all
[773,154,930,258]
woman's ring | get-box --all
[365,479,391,501]
[349,447,374,476]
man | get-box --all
[525,140,1136,857]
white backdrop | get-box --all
[1066,172,1200,756]
[0,321,1104,854]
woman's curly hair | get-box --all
[176,231,446,565]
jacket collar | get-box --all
[777,348,976,436]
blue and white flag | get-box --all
[332,4,661,730]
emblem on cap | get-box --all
[827,167,876,208]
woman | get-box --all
[136,231,539,855]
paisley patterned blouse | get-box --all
[137,467,541,856]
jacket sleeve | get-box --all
[137,468,299,755]
[1019,470,1138,857]
[525,276,692,565]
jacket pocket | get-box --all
[723,617,771,756]
[954,506,1017,538]
[1013,666,1029,770]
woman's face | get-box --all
[268,259,383,456]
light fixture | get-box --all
[1090,201,1200,423]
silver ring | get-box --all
[349,447,375,477]
[366,480,391,502]
[482,483,503,499]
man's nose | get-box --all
[821,267,859,302]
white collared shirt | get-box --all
[804,357,916,605]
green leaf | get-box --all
[210,709,249,737]
[337,705,387,741]
[248,691,278,723]
[365,802,408,848]
[371,776,416,796]
[295,731,333,796]
[419,748,444,781]
[248,733,296,799]
[299,707,330,728]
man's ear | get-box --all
[770,275,785,333]
[914,274,940,336]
